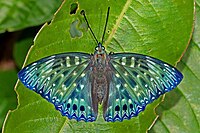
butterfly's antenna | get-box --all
[81,10,98,44]
[101,7,110,44]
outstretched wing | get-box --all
[104,53,183,122]
[18,53,97,122]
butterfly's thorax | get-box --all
[91,43,111,105]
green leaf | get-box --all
[0,70,17,128]
[3,0,194,132]
[0,0,63,33]
[150,1,200,133]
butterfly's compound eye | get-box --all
[95,46,98,51]
[102,46,105,50]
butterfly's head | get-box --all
[94,43,107,63]
[95,43,106,55]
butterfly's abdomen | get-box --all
[91,62,110,104]
[94,79,107,103]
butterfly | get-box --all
[18,7,183,122]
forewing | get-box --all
[104,53,183,122]
[18,53,97,122]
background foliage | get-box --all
[0,0,199,132]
